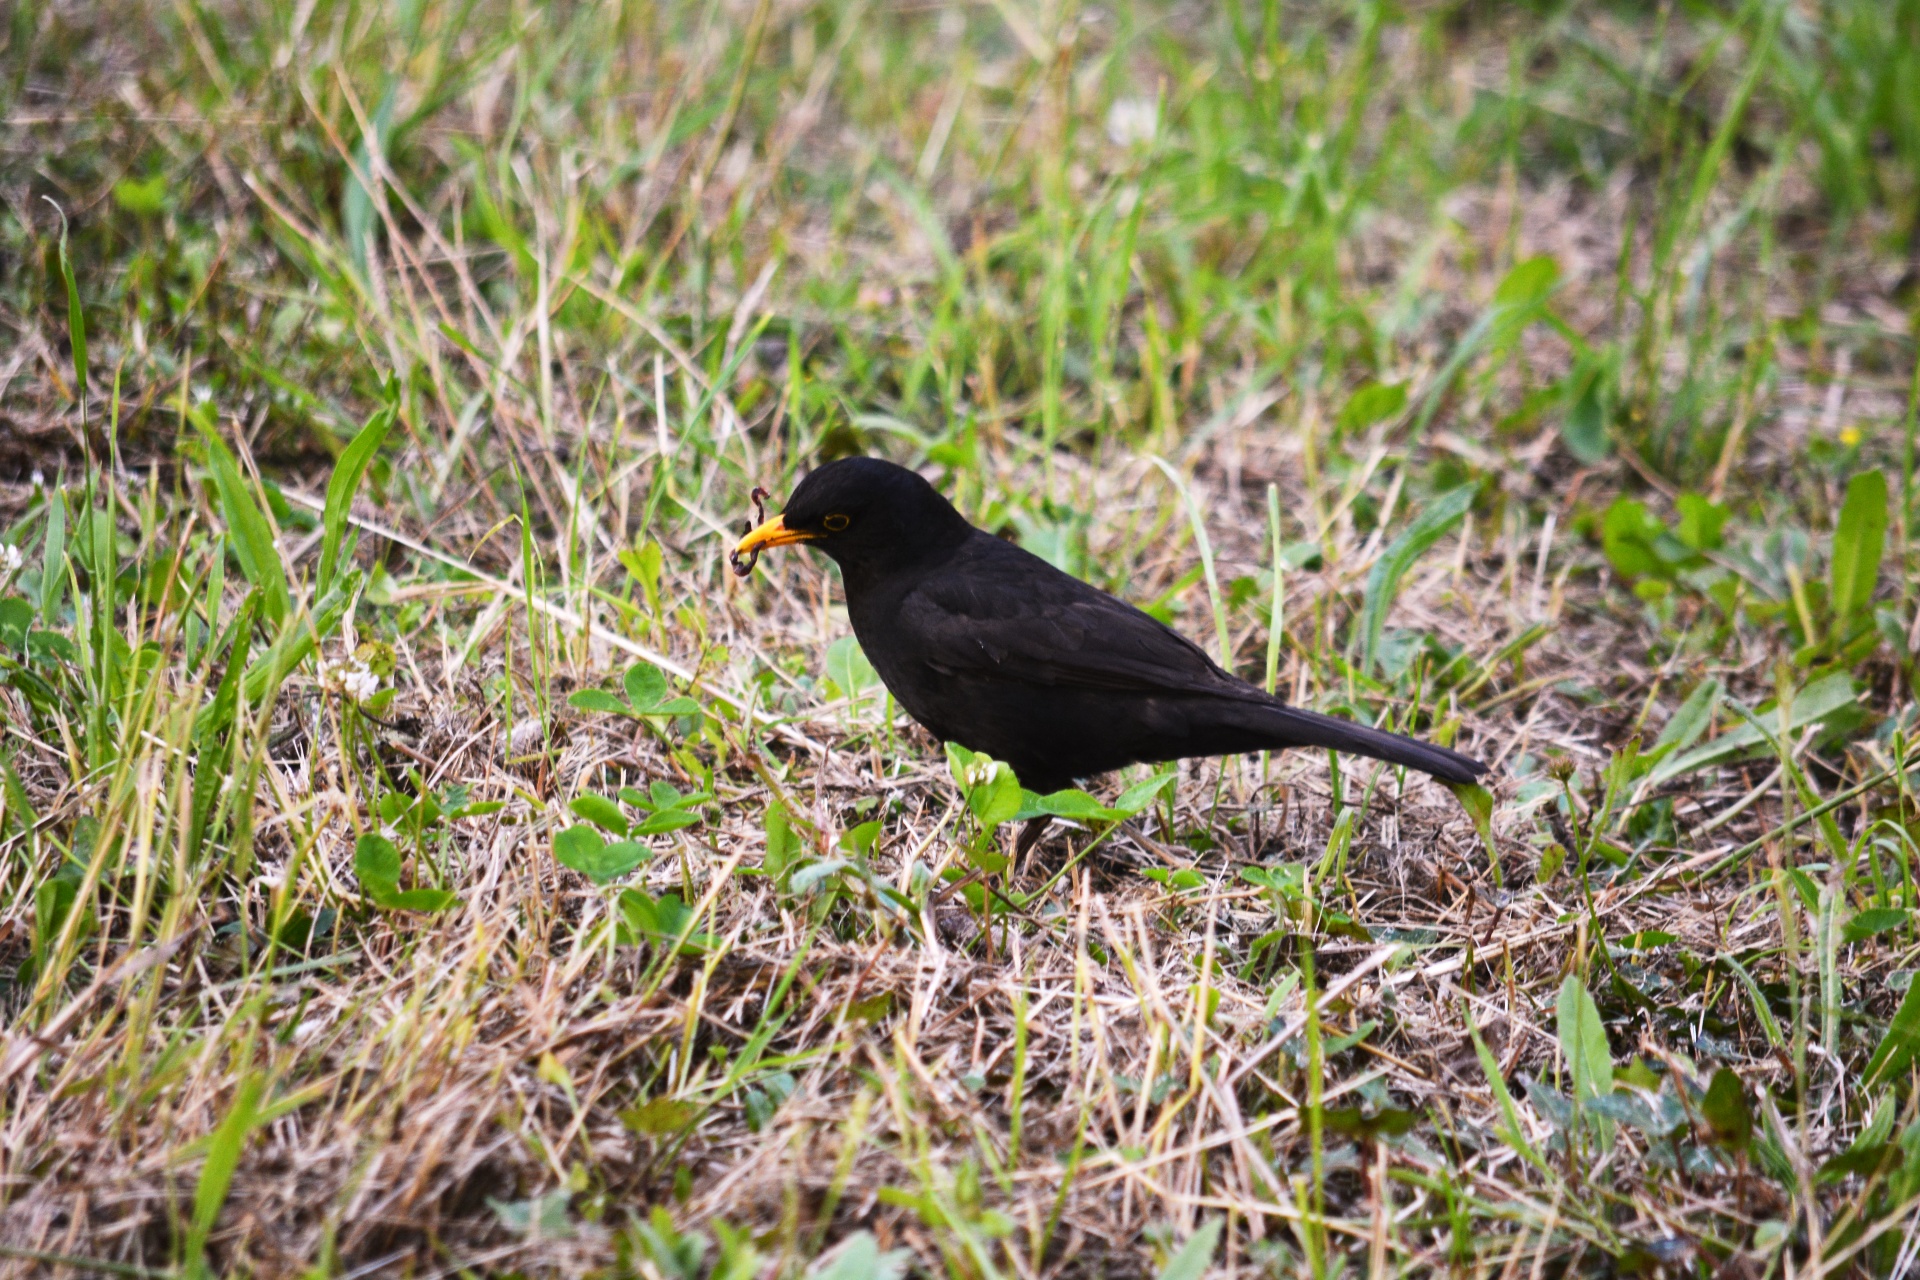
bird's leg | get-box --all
[1014,815,1051,862]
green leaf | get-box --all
[568,688,630,715]
[113,172,168,216]
[624,661,670,710]
[316,404,394,599]
[1830,469,1888,624]
[825,635,877,700]
[1650,678,1722,760]
[1018,788,1126,823]
[1866,979,1920,1087]
[1360,485,1474,673]
[353,833,403,894]
[1844,907,1908,944]
[1493,254,1561,309]
[1700,1068,1752,1152]
[633,808,701,836]
[1560,354,1612,464]
[0,596,30,651]
[553,825,651,884]
[39,493,66,623]
[1109,769,1178,816]
[809,1230,913,1280]
[1336,381,1407,435]
[1645,672,1858,787]
[1556,974,1612,1103]
[197,411,290,627]
[187,1072,266,1272]
[53,211,88,411]
[1675,492,1729,553]
[568,794,629,837]
[648,696,701,716]
[384,887,459,912]
[1156,1217,1222,1280]
[764,802,801,881]
[839,819,882,856]
[620,1096,697,1135]
[1600,497,1665,580]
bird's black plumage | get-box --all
[734,457,1487,796]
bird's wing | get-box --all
[897,548,1236,696]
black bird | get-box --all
[733,458,1487,850]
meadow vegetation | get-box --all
[3,0,1920,1274]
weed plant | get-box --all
[3,0,1920,1275]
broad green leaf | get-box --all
[1360,485,1474,673]
[1830,469,1887,624]
[1645,672,1858,787]
[633,808,701,836]
[1018,788,1125,823]
[353,833,403,892]
[1700,1068,1752,1152]
[1448,782,1498,883]
[1675,492,1729,553]
[839,819,882,856]
[316,404,394,599]
[113,172,168,215]
[1493,254,1561,309]
[553,825,651,884]
[1844,907,1908,944]
[1650,678,1722,759]
[1156,1218,1222,1280]
[825,635,876,699]
[1866,980,1920,1087]
[1560,353,1612,464]
[809,1230,913,1280]
[1600,497,1664,580]
[620,1096,697,1135]
[384,887,459,912]
[648,696,701,716]
[198,413,290,627]
[764,802,801,880]
[1556,975,1612,1103]
[1336,381,1406,435]
[0,596,31,651]
[568,793,629,837]
[624,661,670,710]
[1110,769,1178,816]
[568,688,629,715]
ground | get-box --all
[3,0,1920,1276]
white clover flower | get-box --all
[0,542,21,577]
[319,655,381,703]
[1106,98,1158,148]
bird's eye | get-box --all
[823,513,850,531]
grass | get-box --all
[3,0,1920,1274]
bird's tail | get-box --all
[1242,701,1488,785]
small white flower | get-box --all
[30,470,45,490]
[1106,98,1158,148]
[0,543,21,576]
[319,656,381,703]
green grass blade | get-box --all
[1359,485,1473,673]
[195,411,290,627]
[317,403,395,599]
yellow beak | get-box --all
[733,514,818,558]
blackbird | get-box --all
[733,458,1486,849]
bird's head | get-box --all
[731,457,970,577]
